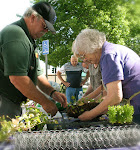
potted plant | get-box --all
[107,104,134,125]
[66,97,100,118]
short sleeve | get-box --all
[1,25,32,76]
[58,65,65,73]
[101,54,124,85]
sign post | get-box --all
[42,40,49,78]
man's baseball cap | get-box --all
[32,2,57,34]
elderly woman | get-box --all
[72,29,140,124]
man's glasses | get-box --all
[41,19,48,30]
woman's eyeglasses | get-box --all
[78,54,85,60]
[78,54,93,64]
[81,59,93,64]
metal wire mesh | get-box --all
[13,124,140,150]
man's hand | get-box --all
[63,81,70,87]
[51,91,67,108]
[9,75,60,117]
[42,100,58,117]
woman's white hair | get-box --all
[73,29,106,54]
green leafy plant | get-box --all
[59,83,66,93]
[66,96,77,106]
[0,107,58,142]
[107,104,134,124]
[0,116,16,142]
[15,107,58,131]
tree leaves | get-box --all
[32,0,140,67]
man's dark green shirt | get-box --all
[0,18,42,104]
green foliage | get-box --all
[107,104,134,124]
[59,83,66,93]
[16,107,57,131]
[67,95,77,105]
[120,0,140,55]
[32,0,140,66]
[0,107,58,141]
[0,116,16,142]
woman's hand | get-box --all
[78,110,94,121]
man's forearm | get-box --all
[9,75,50,105]
[56,71,65,84]
[37,75,54,96]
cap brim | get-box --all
[45,20,56,34]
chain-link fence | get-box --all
[13,124,140,150]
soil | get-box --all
[66,102,99,118]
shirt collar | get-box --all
[12,18,36,50]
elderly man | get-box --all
[72,29,140,124]
[57,55,89,103]
[0,2,67,119]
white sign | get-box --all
[42,40,49,55]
